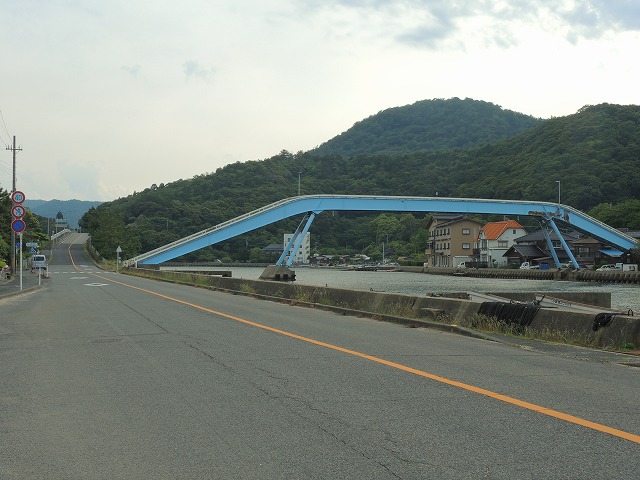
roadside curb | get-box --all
[0,283,44,300]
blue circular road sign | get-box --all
[11,219,26,233]
[11,191,25,204]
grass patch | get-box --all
[457,314,600,348]
[380,305,420,319]
[239,283,257,294]
[293,291,313,303]
[317,298,334,307]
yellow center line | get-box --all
[66,240,640,445]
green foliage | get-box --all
[313,98,543,157]
[0,188,48,262]
[80,101,640,262]
[79,206,141,260]
[589,200,640,229]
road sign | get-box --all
[30,247,36,254]
[11,191,25,204]
[11,219,26,233]
[26,242,39,247]
[12,205,26,218]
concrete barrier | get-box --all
[409,266,640,284]
[124,267,640,349]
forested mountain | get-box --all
[79,100,640,262]
[312,98,544,156]
[24,199,102,228]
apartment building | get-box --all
[425,214,483,267]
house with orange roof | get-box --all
[477,219,527,267]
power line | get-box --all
[0,109,11,144]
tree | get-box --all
[370,214,401,244]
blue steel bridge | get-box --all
[125,195,637,270]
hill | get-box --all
[312,97,544,156]
[24,199,103,229]
[80,101,640,261]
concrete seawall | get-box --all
[125,267,640,349]
[400,266,640,283]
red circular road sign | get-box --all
[11,191,25,204]
[12,219,26,233]
[12,205,26,219]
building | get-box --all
[55,217,69,233]
[504,229,583,267]
[425,214,483,268]
[476,220,527,268]
[569,228,640,267]
[261,243,284,258]
[283,232,311,264]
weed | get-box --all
[382,305,420,319]
[317,298,334,306]
[239,283,257,294]
[293,291,313,303]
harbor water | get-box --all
[223,267,640,312]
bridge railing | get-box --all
[125,196,301,266]
[125,195,638,266]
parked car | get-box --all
[519,262,539,270]
[596,264,621,271]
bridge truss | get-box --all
[125,195,637,269]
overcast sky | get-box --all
[1,0,639,201]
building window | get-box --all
[462,228,470,235]
[462,243,471,249]
[498,240,508,248]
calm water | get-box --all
[225,267,640,312]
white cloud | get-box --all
[0,0,638,201]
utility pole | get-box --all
[6,136,22,274]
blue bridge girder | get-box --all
[126,195,637,267]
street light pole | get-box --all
[556,180,561,204]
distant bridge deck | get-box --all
[125,195,637,268]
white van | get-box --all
[31,254,47,270]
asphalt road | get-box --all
[1,233,638,479]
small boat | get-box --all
[467,292,524,304]
[534,294,634,316]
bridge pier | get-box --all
[259,265,296,282]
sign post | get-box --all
[116,246,122,273]
[19,233,23,291]
[11,191,26,284]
